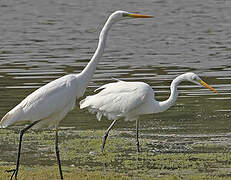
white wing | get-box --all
[80,81,154,121]
[0,74,80,128]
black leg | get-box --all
[6,120,40,180]
[55,129,63,180]
[101,119,117,152]
[136,119,140,153]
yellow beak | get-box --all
[128,13,153,18]
[199,80,218,93]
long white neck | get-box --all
[79,16,115,85]
[158,74,187,112]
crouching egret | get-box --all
[80,72,217,153]
[0,11,152,180]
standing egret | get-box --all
[0,11,152,180]
[80,72,217,153]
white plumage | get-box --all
[1,74,82,129]
[80,80,157,121]
[80,72,217,152]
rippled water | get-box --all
[0,0,231,167]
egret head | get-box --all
[185,72,217,93]
[109,10,153,22]
[99,11,152,40]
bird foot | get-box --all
[5,169,15,173]
[5,169,16,180]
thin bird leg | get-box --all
[136,119,140,153]
[6,120,41,180]
[101,119,117,152]
[55,128,64,180]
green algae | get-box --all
[1,129,231,179]
[0,165,230,180]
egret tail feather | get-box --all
[0,113,11,128]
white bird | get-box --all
[0,11,152,180]
[80,72,218,153]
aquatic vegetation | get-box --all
[1,129,231,179]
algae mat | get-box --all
[1,129,231,179]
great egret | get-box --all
[80,72,217,153]
[0,11,152,180]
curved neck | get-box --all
[80,17,115,84]
[158,74,186,112]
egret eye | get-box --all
[192,76,197,81]
[122,13,129,17]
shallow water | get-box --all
[0,0,231,169]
